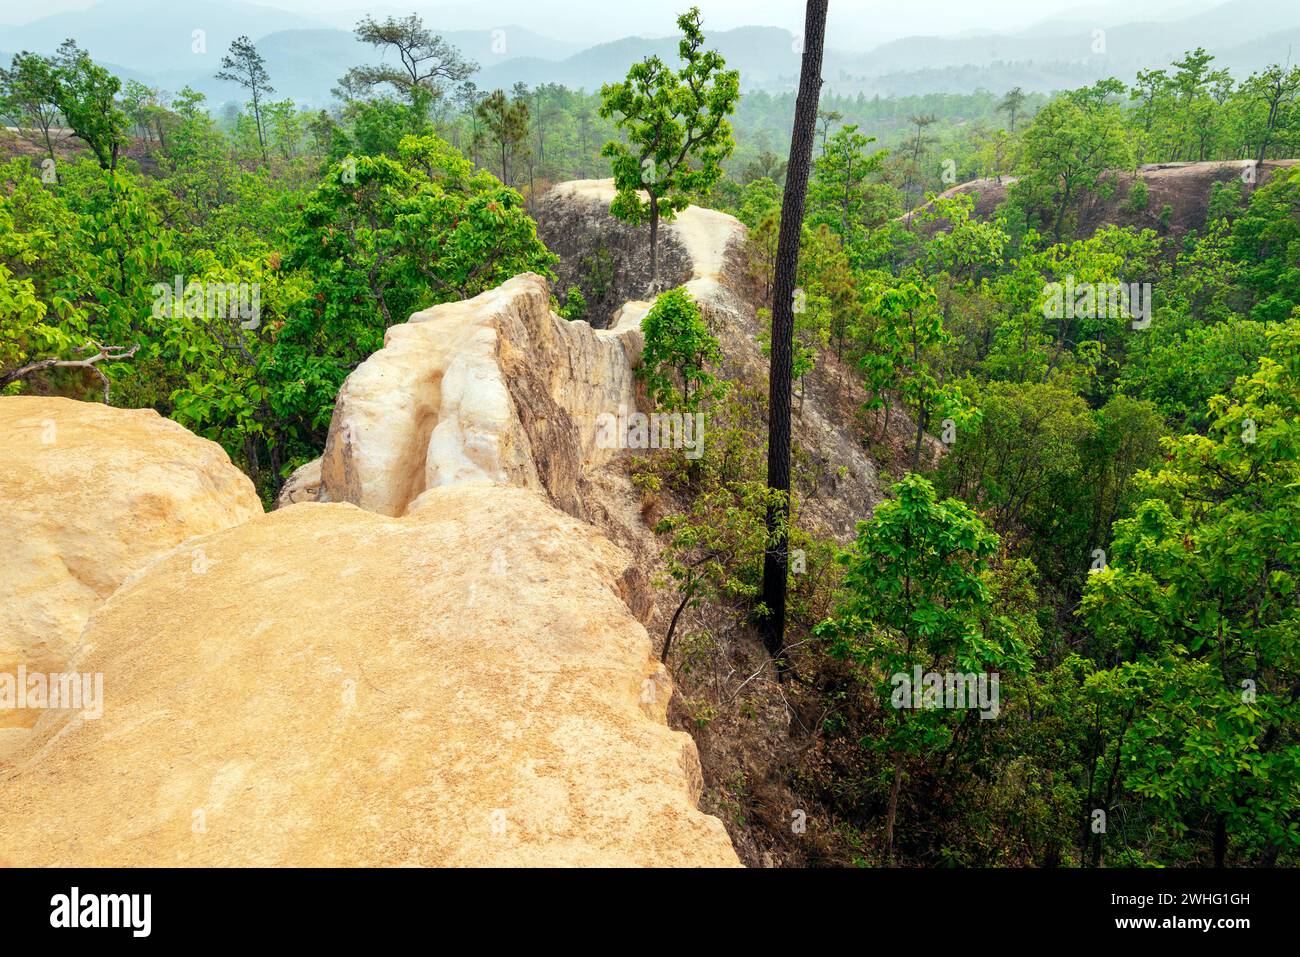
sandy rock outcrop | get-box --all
[0,485,739,867]
[315,273,643,518]
[540,179,887,540]
[0,396,262,756]
[285,180,884,540]
[907,160,1300,247]
[275,457,324,508]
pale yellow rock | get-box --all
[275,457,324,509]
[0,396,262,750]
[0,486,740,867]
[318,273,643,517]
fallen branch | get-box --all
[0,341,140,403]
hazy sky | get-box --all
[0,0,1227,47]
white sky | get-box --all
[0,0,1227,48]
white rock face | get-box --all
[317,273,644,517]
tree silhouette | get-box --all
[216,36,273,165]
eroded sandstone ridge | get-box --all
[286,178,883,540]
[539,178,886,540]
[0,486,737,866]
[312,272,644,518]
[0,396,262,757]
[0,180,819,866]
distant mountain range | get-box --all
[1,0,1296,107]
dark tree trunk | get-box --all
[759,0,827,670]
[885,762,903,862]
[912,407,928,472]
[661,586,693,663]
[649,195,660,293]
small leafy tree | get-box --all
[475,89,530,187]
[654,479,777,663]
[998,86,1026,132]
[599,6,739,291]
[859,280,968,469]
[1012,86,1134,241]
[638,286,722,410]
[0,52,61,160]
[807,124,894,254]
[816,474,1031,861]
[558,286,587,322]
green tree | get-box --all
[0,52,61,160]
[1012,91,1134,241]
[598,6,739,291]
[998,86,1026,132]
[860,280,968,470]
[50,41,128,171]
[1082,321,1300,865]
[339,15,476,114]
[475,89,530,187]
[1232,166,1300,323]
[1241,64,1299,163]
[807,124,893,253]
[638,286,722,410]
[281,134,556,451]
[816,474,1032,860]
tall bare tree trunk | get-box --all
[759,0,828,671]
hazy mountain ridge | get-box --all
[2,0,1295,104]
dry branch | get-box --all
[0,341,140,403]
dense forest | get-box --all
[2,5,1297,869]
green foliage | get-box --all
[733,175,781,229]
[474,89,530,186]
[858,279,970,464]
[0,52,61,159]
[1082,321,1300,862]
[558,285,587,322]
[1232,166,1300,323]
[815,475,1034,857]
[1120,178,1149,214]
[807,124,896,258]
[1010,90,1134,241]
[818,475,1029,693]
[49,41,129,171]
[638,286,723,410]
[599,7,739,285]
